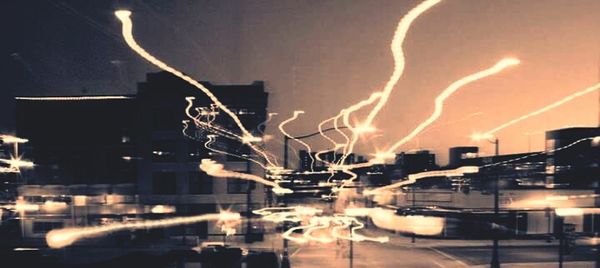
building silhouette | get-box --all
[13,71,269,242]
[545,127,600,188]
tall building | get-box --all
[135,71,268,241]
[545,127,600,188]
[298,150,312,171]
[394,150,437,178]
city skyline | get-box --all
[2,1,600,267]
[2,0,600,164]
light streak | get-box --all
[333,112,350,153]
[2,202,40,212]
[253,206,322,223]
[339,92,383,164]
[371,151,396,164]
[115,10,257,142]
[0,157,35,169]
[281,220,319,244]
[555,207,600,217]
[46,211,240,248]
[385,58,520,153]
[184,97,277,167]
[331,216,389,243]
[257,112,278,135]
[42,201,68,212]
[360,0,441,126]
[506,194,600,210]
[481,136,599,169]
[15,96,133,101]
[204,135,269,170]
[0,135,28,144]
[303,217,335,243]
[365,166,479,194]
[278,111,315,172]
[151,205,176,214]
[317,116,340,152]
[369,208,444,236]
[199,159,292,195]
[256,206,388,244]
[338,0,441,163]
[479,82,600,137]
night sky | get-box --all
[2,0,599,164]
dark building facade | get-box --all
[447,146,479,168]
[15,96,137,185]
[135,71,268,240]
[13,71,270,241]
[545,127,600,188]
[394,150,437,178]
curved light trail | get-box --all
[115,10,258,143]
[200,159,292,195]
[384,58,520,154]
[365,166,479,194]
[278,111,315,172]
[338,0,441,163]
[479,82,600,137]
[46,211,240,248]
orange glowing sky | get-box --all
[233,0,600,164]
[4,0,600,165]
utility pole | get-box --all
[491,137,500,268]
[557,216,564,268]
[412,186,416,243]
[349,223,354,268]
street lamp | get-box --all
[471,132,500,268]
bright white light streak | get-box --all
[340,92,382,163]
[203,136,269,169]
[331,216,389,243]
[0,157,35,169]
[115,10,256,141]
[480,82,600,137]
[200,159,292,195]
[0,135,28,144]
[362,0,441,126]
[184,97,277,167]
[46,211,240,248]
[278,111,315,172]
[366,166,479,194]
[385,58,520,153]
[339,0,441,162]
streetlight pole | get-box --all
[412,186,416,243]
[557,216,564,268]
[283,136,290,169]
[490,137,500,268]
[349,223,354,268]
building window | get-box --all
[153,172,177,194]
[227,178,249,194]
[152,140,177,162]
[189,171,213,194]
[33,222,64,234]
